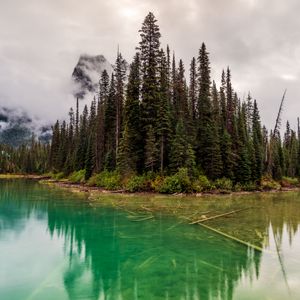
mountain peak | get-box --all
[72,54,113,99]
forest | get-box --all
[1,12,300,193]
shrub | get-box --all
[214,177,233,191]
[126,175,150,192]
[281,176,299,188]
[261,177,280,191]
[87,173,101,186]
[159,168,192,194]
[51,172,65,181]
[151,175,164,192]
[193,175,213,192]
[88,171,122,190]
[68,170,86,183]
[241,182,258,191]
[233,183,242,192]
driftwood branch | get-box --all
[189,208,251,224]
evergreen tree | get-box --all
[121,53,142,172]
[252,100,263,182]
[169,120,195,172]
[145,125,159,172]
[189,57,197,121]
[104,74,117,170]
[114,52,127,156]
[76,105,88,170]
[138,12,161,133]
[196,43,221,178]
[95,70,109,172]
[235,103,251,183]
[157,49,172,173]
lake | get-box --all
[0,179,300,300]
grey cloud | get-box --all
[0,0,299,129]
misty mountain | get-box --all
[0,107,51,147]
[72,54,113,99]
[0,54,114,147]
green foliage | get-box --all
[214,177,233,191]
[68,170,86,183]
[158,168,192,193]
[4,12,300,194]
[88,171,122,190]
[193,175,214,192]
[125,175,150,192]
[261,177,281,191]
[241,182,258,192]
[233,183,242,192]
[51,172,65,181]
[281,176,299,187]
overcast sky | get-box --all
[0,0,299,130]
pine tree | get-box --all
[145,125,159,172]
[189,57,197,121]
[85,134,94,180]
[95,70,109,172]
[76,105,88,170]
[49,120,60,171]
[122,53,142,172]
[138,12,161,133]
[117,124,135,175]
[252,100,263,182]
[196,43,222,178]
[169,120,195,172]
[114,52,127,156]
[226,67,234,135]
[64,107,75,174]
[104,74,117,170]
[235,103,251,183]
[157,49,172,173]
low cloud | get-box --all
[0,0,299,130]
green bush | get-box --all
[241,182,258,191]
[151,175,164,192]
[214,177,233,191]
[51,172,65,180]
[281,176,299,187]
[88,171,122,190]
[159,168,192,194]
[86,173,101,186]
[68,170,86,183]
[125,175,150,192]
[233,183,242,192]
[193,175,213,192]
[261,177,280,191]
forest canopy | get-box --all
[1,12,299,193]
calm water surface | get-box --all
[0,179,300,300]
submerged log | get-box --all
[189,207,252,224]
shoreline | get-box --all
[1,174,300,197]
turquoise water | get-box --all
[0,180,300,299]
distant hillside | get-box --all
[0,107,51,147]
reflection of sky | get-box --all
[1,180,300,299]
[235,223,300,300]
[0,218,67,300]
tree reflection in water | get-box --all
[1,179,300,299]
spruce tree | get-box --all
[157,49,172,173]
[138,12,161,132]
[145,125,159,172]
[114,52,127,156]
[104,74,117,170]
[95,70,109,172]
[169,120,195,172]
[122,53,142,172]
[252,100,263,182]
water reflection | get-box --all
[1,179,300,299]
